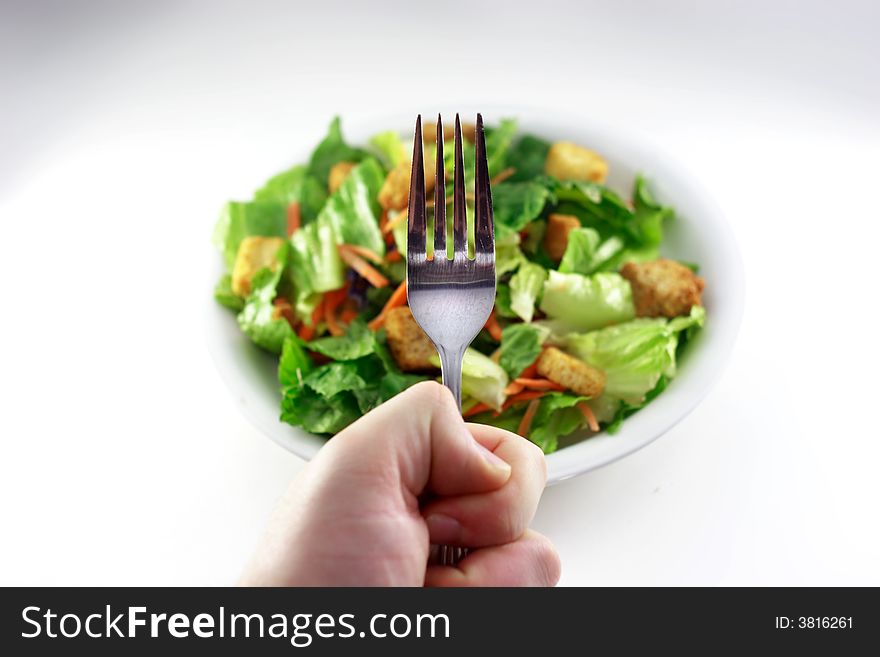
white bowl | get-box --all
[206,108,744,484]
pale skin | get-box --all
[240,381,561,586]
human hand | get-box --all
[240,381,560,586]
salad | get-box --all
[213,117,706,453]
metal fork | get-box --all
[407,113,496,567]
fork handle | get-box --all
[437,346,465,411]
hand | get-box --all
[240,381,560,586]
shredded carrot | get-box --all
[339,308,358,323]
[490,167,516,185]
[338,245,389,288]
[519,362,539,379]
[463,402,492,418]
[297,297,324,341]
[340,244,384,265]
[385,250,402,263]
[517,399,541,437]
[287,202,301,236]
[504,382,525,396]
[381,209,408,234]
[379,209,389,233]
[514,377,565,391]
[367,280,407,330]
[484,309,503,341]
[272,297,297,328]
[323,284,349,337]
[501,389,550,411]
[577,402,600,432]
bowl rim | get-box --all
[205,105,745,484]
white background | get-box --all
[2,0,878,585]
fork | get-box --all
[407,113,496,567]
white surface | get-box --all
[1,0,878,585]
[206,107,745,483]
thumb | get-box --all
[316,381,512,498]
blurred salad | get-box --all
[213,117,706,453]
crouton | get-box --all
[328,161,357,194]
[620,258,705,318]
[543,213,581,261]
[378,156,437,211]
[384,306,438,371]
[544,141,608,183]
[231,236,286,297]
[537,347,606,398]
[422,121,476,143]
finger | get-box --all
[424,530,561,587]
[314,381,512,500]
[422,422,547,547]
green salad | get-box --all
[213,117,706,453]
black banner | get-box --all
[1,587,875,654]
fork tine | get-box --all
[473,113,494,257]
[452,113,467,258]
[433,114,446,260]
[408,115,426,259]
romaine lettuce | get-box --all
[253,164,327,223]
[539,270,635,332]
[236,243,294,353]
[509,262,548,323]
[307,117,367,185]
[499,323,548,379]
[213,200,286,269]
[430,348,509,410]
[564,305,705,403]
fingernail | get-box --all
[425,514,462,544]
[475,441,512,475]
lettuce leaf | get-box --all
[491,181,552,237]
[369,130,405,170]
[564,305,705,403]
[528,393,588,454]
[484,118,518,177]
[509,262,548,323]
[252,164,327,224]
[213,201,286,269]
[506,134,550,182]
[539,270,635,331]
[214,274,244,312]
[558,227,626,276]
[236,243,294,353]
[499,323,547,379]
[316,158,385,256]
[308,117,367,185]
[289,214,345,307]
[429,348,509,410]
[279,323,427,434]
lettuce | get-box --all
[539,270,635,332]
[491,181,552,237]
[509,262,548,323]
[484,118,518,177]
[564,306,705,403]
[551,176,672,248]
[369,130,405,170]
[279,323,427,434]
[307,117,367,185]
[213,200,286,269]
[253,164,327,224]
[506,134,550,182]
[528,393,588,454]
[317,158,385,256]
[236,243,294,354]
[499,323,547,379]
[289,214,345,306]
[430,348,509,410]
[558,227,625,276]
[214,274,244,312]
